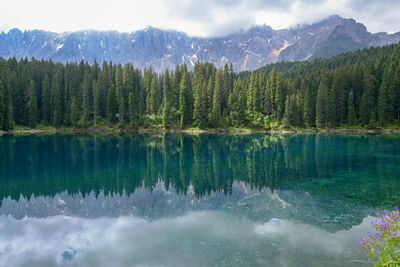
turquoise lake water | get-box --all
[0,133,400,266]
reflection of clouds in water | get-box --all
[254,217,373,258]
[0,212,370,267]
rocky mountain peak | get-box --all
[0,16,399,72]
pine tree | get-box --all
[283,93,299,127]
[7,71,18,126]
[93,80,100,128]
[247,72,255,113]
[316,81,328,128]
[41,74,51,124]
[283,96,291,127]
[70,96,79,128]
[3,78,14,131]
[327,75,339,127]
[107,85,118,124]
[303,86,313,128]
[229,78,246,126]
[116,64,126,123]
[274,72,285,120]
[81,74,91,127]
[128,92,136,127]
[193,79,208,128]
[144,68,153,114]
[123,63,137,126]
[206,76,214,114]
[378,64,396,125]
[150,75,161,115]
[359,74,377,126]
[0,80,5,130]
[210,70,223,127]
[348,90,357,126]
[171,65,181,111]
[295,92,304,127]
[263,76,273,115]
[179,71,191,128]
[51,70,63,127]
[27,80,38,128]
[162,70,173,128]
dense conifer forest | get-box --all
[0,43,399,131]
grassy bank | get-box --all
[3,123,400,135]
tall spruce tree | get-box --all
[229,78,246,126]
[316,81,329,128]
[116,64,127,123]
[162,70,173,128]
[128,92,136,127]
[81,74,91,126]
[348,90,357,126]
[27,80,38,128]
[150,75,161,115]
[193,79,208,128]
[51,70,63,127]
[70,96,79,128]
[210,70,223,127]
[107,85,118,124]
[93,80,100,128]
[179,71,191,128]
[303,87,313,128]
[359,74,377,125]
[41,74,51,124]
[0,80,5,130]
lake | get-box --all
[0,133,399,266]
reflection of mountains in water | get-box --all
[1,133,399,229]
[0,182,372,232]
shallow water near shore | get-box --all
[0,133,399,266]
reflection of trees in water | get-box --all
[0,133,400,208]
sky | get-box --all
[0,0,399,37]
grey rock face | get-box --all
[0,15,399,72]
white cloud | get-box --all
[0,0,399,37]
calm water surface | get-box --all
[0,133,400,267]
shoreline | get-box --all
[2,127,400,135]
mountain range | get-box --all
[1,15,400,72]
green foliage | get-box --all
[193,80,208,128]
[107,85,118,124]
[229,78,247,127]
[179,70,192,128]
[41,74,51,124]
[210,69,223,127]
[70,97,79,128]
[27,80,38,128]
[128,92,136,128]
[263,115,280,129]
[316,81,329,128]
[348,90,357,126]
[359,209,400,266]
[149,75,161,115]
[246,111,264,128]
[142,114,163,128]
[0,42,400,131]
